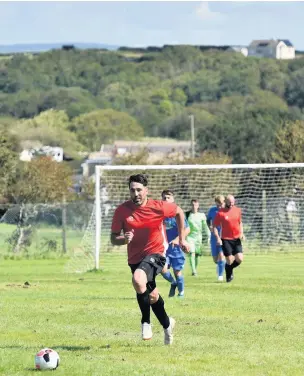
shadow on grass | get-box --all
[0,345,91,351]
[53,345,91,351]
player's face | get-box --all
[129,182,148,206]
[191,201,199,211]
[217,199,225,208]
[225,197,235,208]
[162,194,174,203]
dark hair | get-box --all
[161,189,174,197]
[191,199,199,204]
[128,174,148,187]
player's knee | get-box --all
[132,271,147,292]
[149,289,159,304]
[174,269,182,277]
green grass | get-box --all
[0,223,84,258]
[0,253,303,375]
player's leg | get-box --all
[230,239,243,271]
[188,238,197,276]
[162,256,177,294]
[172,257,185,297]
[131,265,152,340]
[150,286,175,345]
[217,251,226,281]
[194,240,203,271]
[147,255,175,344]
[211,238,225,281]
[221,240,234,282]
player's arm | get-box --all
[202,214,211,237]
[239,215,245,240]
[175,206,190,253]
[206,209,213,231]
[171,221,190,245]
[111,232,128,246]
[212,214,222,246]
[110,208,134,246]
[240,222,245,240]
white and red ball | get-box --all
[35,348,60,370]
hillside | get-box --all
[0,45,304,164]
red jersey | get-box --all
[111,199,177,264]
[213,206,242,240]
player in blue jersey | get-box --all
[206,195,226,281]
[161,190,190,298]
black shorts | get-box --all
[222,239,243,257]
[129,254,166,293]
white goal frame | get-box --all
[94,163,304,270]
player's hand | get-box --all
[179,239,190,254]
[241,234,246,241]
[124,229,134,244]
[216,238,222,246]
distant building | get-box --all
[20,146,65,162]
[81,151,112,178]
[80,139,193,177]
[248,39,295,59]
[62,45,75,51]
[227,46,248,57]
[112,140,192,156]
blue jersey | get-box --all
[164,217,189,258]
[207,206,221,241]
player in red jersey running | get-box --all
[213,194,245,283]
[111,174,190,345]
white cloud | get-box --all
[195,2,225,22]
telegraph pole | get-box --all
[189,114,195,158]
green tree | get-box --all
[272,120,304,163]
[71,109,144,150]
[98,82,137,111]
[13,157,73,204]
[38,87,98,118]
[0,130,19,199]
[285,68,304,109]
[11,110,84,156]
[259,59,287,97]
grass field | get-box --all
[0,253,303,376]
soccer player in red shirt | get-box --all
[111,174,190,345]
[213,194,245,283]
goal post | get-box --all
[66,163,304,273]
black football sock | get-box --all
[231,260,240,269]
[151,295,170,329]
[136,290,151,324]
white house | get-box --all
[227,46,248,57]
[20,146,64,162]
[248,39,295,59]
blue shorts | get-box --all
[166,255,185,271]
[166,244,185,271]
[210,238,223,257]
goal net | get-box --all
[65,163,304,273]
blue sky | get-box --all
[0,1,303,49]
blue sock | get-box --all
[217,260,225,277]
[176,275,184,295]
[162,271,176,284]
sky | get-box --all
[0,1,304,49]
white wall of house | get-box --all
[276,41,295,59]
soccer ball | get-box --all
[35,348,60,370]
